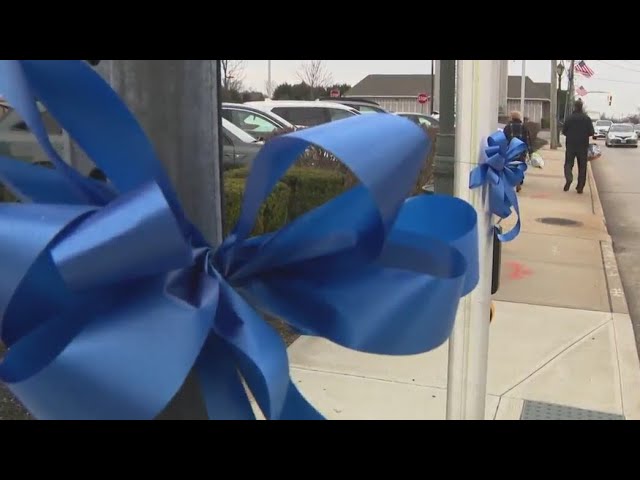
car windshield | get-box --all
[596,121,612,127]
[610,124,634,132]
[222,118,260,143]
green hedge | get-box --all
[223,177,291,236]
[280,167,347,220]
[224,166,348,230]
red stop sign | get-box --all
[330,89,340,98]
[417,93,430,104]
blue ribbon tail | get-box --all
[496,183,522,242]
[279,381,324,420]
[196,336,257,420]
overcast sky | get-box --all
[241,60,640,117]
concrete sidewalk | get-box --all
[277,144,640,420]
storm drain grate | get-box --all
[536,217,583,227]
[520,400,624,420]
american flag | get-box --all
[574,60,595,78]
[576,85,588,96]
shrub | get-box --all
[412,125,438,195]
[524,121,541,142]
[222,177,291,236]
[222,120,435,237]
[532,138,548,152]
[281,167,347,220]
[0,185,15,202]
[224,166,347,219]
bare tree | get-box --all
[221,60,247,92]
[296,60,333,90]
[264,79,277,98]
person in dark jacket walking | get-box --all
[561,100,595,194]
[503,111,532,192]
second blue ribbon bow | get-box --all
[469,130,528,242]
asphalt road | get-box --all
[591,140,640,351]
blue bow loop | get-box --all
[469,130,528,242]
[0,60,479,420]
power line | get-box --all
[593,60,640,73]
[590,76,640,85]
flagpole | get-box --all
[520,60,526,118]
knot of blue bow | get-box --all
[0,60,480,420]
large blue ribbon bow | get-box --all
[469,131,528,242]
[0,60,479,420]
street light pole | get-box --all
[550,60,559,149]
[520,60,526,118]
[564,60,575,122]
[446,60,497,420]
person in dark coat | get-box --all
[561,100,595,194]
[502,111,532,192]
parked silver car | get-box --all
[605,123,638,148]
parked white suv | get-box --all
[243,100,360,128]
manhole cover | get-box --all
[521,400,624,420]
[536,217,582,227]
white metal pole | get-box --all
[446,60,497,420]
[520,60,526,118]
[267,60,272,98]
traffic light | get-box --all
[608,95,612,106]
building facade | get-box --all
[345,73,551,124]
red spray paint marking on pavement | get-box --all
[506,260,533,280]
[531,192,551,199]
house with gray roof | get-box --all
[506,76,551,125]
[344,74,436,114]
[345,74,551,124]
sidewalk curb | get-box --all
[588,162,606,219]
[588,163,630,315]
[538,143,639,420]
[587,155,640,420]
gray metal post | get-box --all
[433,60,441,112]
[71,60,224,419]
[550,60,559,149]
[433,60,456,195]
[497,60,509,116]
[430,60,435,114]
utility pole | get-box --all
[564,60,575,121]
[433,60,441,112]
[550,60,559,149]
[72,60,224,420]
[430,60,435,114]
[520,60,526,117]
[446,60,497,420]
[433,60,456,194]
[497,60,509,117]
